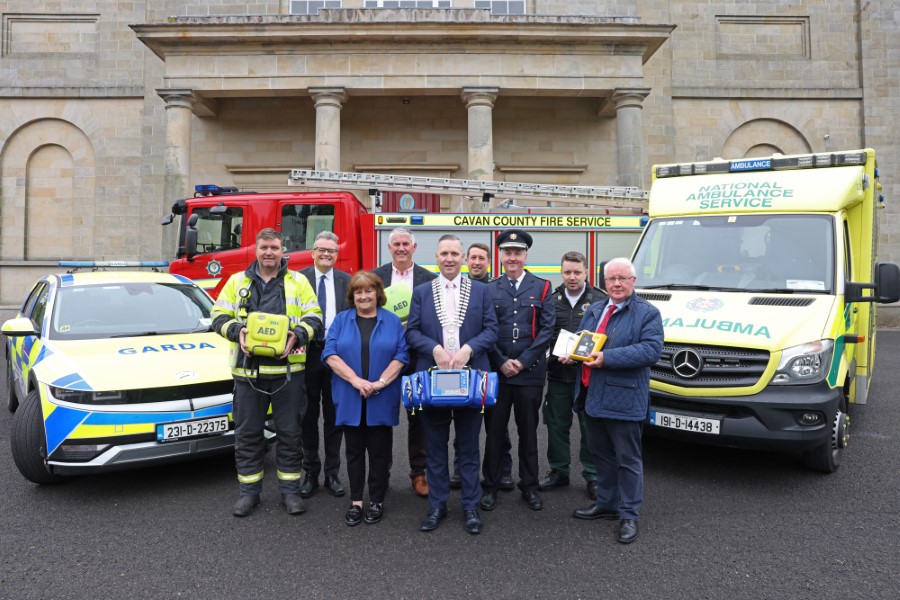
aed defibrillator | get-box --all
[569,331,607,362]
[244,312,290,357]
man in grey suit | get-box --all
[372,227,437,497]
[299,231,352,498]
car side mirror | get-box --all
[1,317,39,338]
[845,262,900,304]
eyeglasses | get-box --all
[313,247,337,255]
[604,276,635,284]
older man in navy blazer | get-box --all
[406,234,498,534]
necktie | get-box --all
[444,282,458,357]
[581,304,617,388]
[317,274,327,341]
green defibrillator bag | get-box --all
[245,312,290,357]
[384,284,412,325]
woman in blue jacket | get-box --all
[323,271,409,527]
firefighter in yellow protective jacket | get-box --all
[212,228,323,517]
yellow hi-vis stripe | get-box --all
[277,470,302,481]
[238,471,264,484]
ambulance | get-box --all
[632,148,900,472]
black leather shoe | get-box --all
[298,474,318,499]
[538,471,570,491]
[449,471,462,490]
[232,495,260,517]
[522,490,543,511]
[573,504,619,520]
[586,481,598,502]
[419,507,447,532]
[464,510,482,535]
[281,493,307,515]
[345,504,364,527]
[498,474,515,491]
[324,475,345,497]
[364,502,384,525]
[618,519,639,544]
[479,491,498,511]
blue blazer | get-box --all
[322,307,409,427]
[406,279,499,372]
[573,294,664,421]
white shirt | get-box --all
[392,264,416,289]
[565,285,586,308]
[315,268,337,334]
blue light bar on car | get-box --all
[195,184,238,195]
[58,261,170,268]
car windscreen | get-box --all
[50,282,214,340]
[632,214,835,293]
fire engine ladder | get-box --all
[288,169,648,212]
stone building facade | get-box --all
[0,1,897,323]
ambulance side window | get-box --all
[843,219,852,281]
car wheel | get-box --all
[802,408,849,474]
[6,357,19,413]
[11,389,66,484]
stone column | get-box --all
[157,89,195,258]
[462,87,499,212]
[612,88,651,189]
[309,88,347,171]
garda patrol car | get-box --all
[2,265,236,483]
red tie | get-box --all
[581,304,617,388]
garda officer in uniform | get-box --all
[481,229,556,512]
[538,251,606,500]
[212,228,323,517]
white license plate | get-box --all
[157,416,229,442]
[650,411,720,435]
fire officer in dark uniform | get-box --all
[481,229,556,512]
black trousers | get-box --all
[483,383,542,493]
[233,375,306,495]
[407,410,427,478]
[301,345,343,480]
[344,422,393,503]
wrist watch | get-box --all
[379,378,387,386]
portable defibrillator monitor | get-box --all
[245,312,290,357]
[430,369,470,397]
[569,332,607,362]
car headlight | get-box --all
[772,339,834,385]
[48,386,126,405]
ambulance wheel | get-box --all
[11,390,65,484]
[803,410,849,474]
[5,358,18,413]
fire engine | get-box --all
[161,171,650,298]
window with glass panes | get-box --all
[290,0,342,15]
[474,0,525,15]
[363,1,452,8]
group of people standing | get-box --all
[211,224,663,543]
